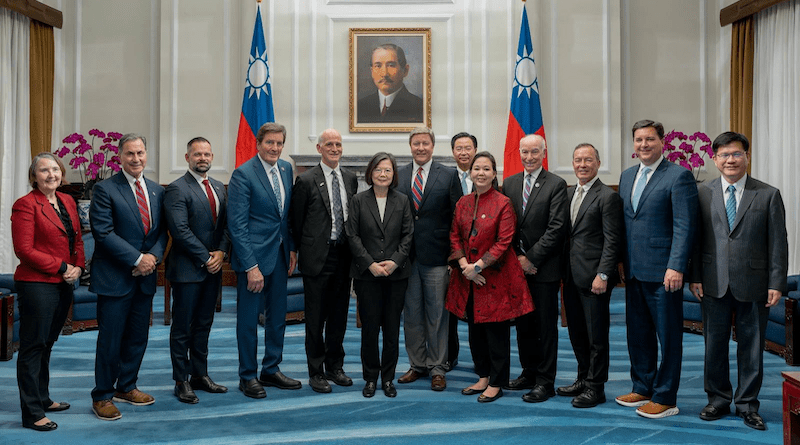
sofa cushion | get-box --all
[766,319,785,346]
[0,274,15,293]
[788,275,799,293]
[768,299,785,324]
[73,287,98,305]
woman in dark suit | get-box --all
[12,153,85,431]
[346,152,413,398]
[446,152,533,403]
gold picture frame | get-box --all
[349,28,431,133]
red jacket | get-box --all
[446,187,533,323]
[12,189,85,283]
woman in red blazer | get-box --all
[11,153,85,432]
[446,152,533,403]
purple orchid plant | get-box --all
[632,130,713,181]
[54,129,123,199]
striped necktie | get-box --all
[135,180,151,234]
[522,174,532,212]
[331,171,344,240]
[270,167,283,216]
[726,184,736,230]
[412,167,424,210]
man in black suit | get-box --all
[290,128,358,394]
[396,127,462,391]
[90,134,168,420]
[502,134,568,403]
[689,132,788,431]
[558,143,623,408]
[356,43,423,124]
[164,137,230,404]
[445,131,478,371]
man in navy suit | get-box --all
[356,43,424,124]
[690,132,787,430]
[396,127,461,391]
[615,119,697,419]
[228,122,299,399]
[89,133,168,421]
[290,128,358,394]
[164,137,230,404]
[502,134,568,403]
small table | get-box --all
[782,371,800,444]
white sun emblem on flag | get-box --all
[246,47,270,99]
[513,47,539,98]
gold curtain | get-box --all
[29,19,55,159]
[730,17,754,173]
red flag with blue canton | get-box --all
[235,3,275,167]
[503,5,547,179]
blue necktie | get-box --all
[632,166,651,212]
[270,167,283,216]
[461,171,469,195]
[726,184,736,230]
[522,174,532,211]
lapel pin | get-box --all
[319,182,325,187]
[481,214,486,219]
[535,183,540,188]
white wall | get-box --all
[44,0,736,185]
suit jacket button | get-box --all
[380,250,384,254]
[415,216,419,220]
[470,248,478,255]
[380,238,384,242]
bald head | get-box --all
[519,134,547,174]
[317,128,343,169]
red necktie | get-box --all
[381,102,388,116]
[203,179,217,225]
[412,167,423,210]
[135,180,151,234]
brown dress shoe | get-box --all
[113,389,155,406]
[615,392,650,407]
[92,400,122,421]
[431,375,446,391]
[398,369,425,384]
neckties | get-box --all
[632,166,651,212]
[381,102,388,117]
[331,171,344,240]
[571,186,584,225]
[270,167,283,216]
[461,171,469,195]
[522,174,532,212]
[726,184,736,230]
[203,179,217,225]
[135,180,151,234]
[412,167,424,210]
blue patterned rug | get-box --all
[0,287,786,444]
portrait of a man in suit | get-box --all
[357,43,423,124]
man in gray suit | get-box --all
[165,137,230,404]
[689,131,787,431]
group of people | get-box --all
[10,119,787,433]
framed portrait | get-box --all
[349,28,431,133]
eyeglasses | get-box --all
[373,168,393,175]
[715,152,746,160]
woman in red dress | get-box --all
[446,152,533,403]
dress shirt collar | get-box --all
[576,176,599,194]
[319,161,341,178]
[122,169,145,185]
[638,155,664,174]
[378,87,402,109]
[187,169,208,184]
[525,166,543,183]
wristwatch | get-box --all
[598,272,608,281]
[474,263,482,273]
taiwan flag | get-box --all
[503,5,547,179]
[235,3,275,167]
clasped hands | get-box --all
[368,260,398,277]
[131,253,158,277]
[62,264,81,284]
[459,260,486,286]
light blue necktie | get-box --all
[632,166,651,212]
[726,184,736,230]
[461,171,469,195]
[270,167,283,216]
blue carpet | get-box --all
[0,288,786,444]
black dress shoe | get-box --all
[44,401,70,412]
[325,369,353,387]
[478,389,504,403]
[504,375,535,390]
[23,420,57,431]
[363,381,377,398]
[443,359,458,372]
[462,387,486,396]
[175,381,199,404]
[382,381,397,398]
[190,375,228,393]
[309,375,332,393]
[259,371,302,390]
[571,388,606,408]
[737,410,766,430]
[521,384,555,403]
[699,404,730,421]
[239,378,266,399]
[556,379,585,397]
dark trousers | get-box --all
[16,281,72,424]
[302,243,352,377]
[516,279,560,388]
[236,249,288,380]
[354,278,407,383]
[469,320,510,388]
[702,289,769,413]
[169,273,222,382]
[92,286,155,401]
[563,278,611,392]
[447,313,460,364]
[625,278,683,406]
